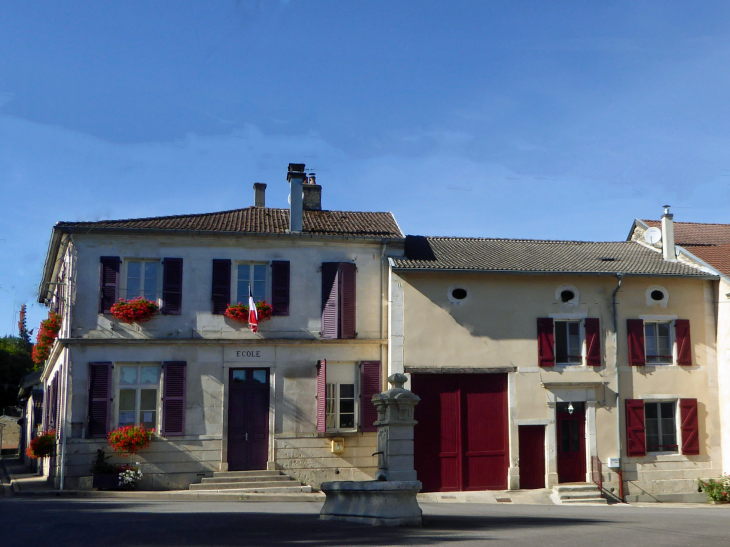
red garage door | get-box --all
[412,373,508,492]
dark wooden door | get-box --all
[557,403,586,483]
[228,368,270,471]
[518,425,545,489]
[413,373,508,492]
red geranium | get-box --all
[108,425,154,456]
[224,301,273,323]
[26,430,56,459]
[32,312,62,366]
[110,297,159,323]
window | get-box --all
[645,322,672,364]
[555,321,582,365]
[125,260,160,301]
[645,401,677,452]
[234,263,267,304]
[118,364,160,429]
[325,364,357,431]
[321,262,357,339]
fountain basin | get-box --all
[319,480,422,527]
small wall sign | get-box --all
[224,346,275,362]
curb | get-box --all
[10,489,326,502]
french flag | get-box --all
[248,284,258,333]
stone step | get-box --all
[201,475,294,485]
[212,470,282,479]
[552,483,605,505]
[191,480,299,491]
[560,498,607,504]
[193,485,313,494]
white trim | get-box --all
[549,312,588,319]
[645,285,669,308]
[515,418,549,426]
[555,284,580,306]
[639,314,678,320]
[447,283,471,305]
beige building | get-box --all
[389,231,721,502]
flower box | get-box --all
[110,297,160,323]
[108,425,154,455]
[224,301,273,323]
[25,430,56,459]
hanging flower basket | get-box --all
[25,430,56,459]
[32,312,62,366]
[110,297,160,323]
[224,301,273,323]
[108,425,154,456]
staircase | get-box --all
[189,470,312,494]
[551,483,607,505]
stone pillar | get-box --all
[371,373,420,481]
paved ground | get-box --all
[1,498,729,547]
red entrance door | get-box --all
[413,374,508,492]
[227,368,270,471]
[518,425,545,489]
[557,402,586,483]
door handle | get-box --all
[245,433,248,441]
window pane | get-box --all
[340,414,355,429]
[140,366,159,385]
[555,321,568,363]
[340,399,355,414]
[325,384,336,429]
[120,367,138,385]
[253,265,267,282]
[140,389,157,411]
[141,410,156,429]
[657,323,671,357]
[252,369,267,384]
[237,265,250,305]
[119,389,136,411]
[127,262,141,298]
[660,402,676,449]
[232,370,246,383]
[144,262,158,301]
[645,403,658,419]
[645,324,658,357]
[340,384,355,399]
[119,411,136,427]
[568,322,581,359]
[645,403,659,450]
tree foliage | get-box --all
[0,335,35,411]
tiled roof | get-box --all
[56,207,403,238]
[683,244,730,277]
[643,220,730,246]
[392,236,709,276]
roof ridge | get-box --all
[642,219,730,227]
[410,235,637,245]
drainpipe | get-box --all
[612,274,624,501]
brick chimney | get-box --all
[287,163,306,232]
[661,205,676,262]
[253,182,267,207]
[303,173,321,211]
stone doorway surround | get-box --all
[540,381,607,488]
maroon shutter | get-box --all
[340,263,356,339]
[680,398,700,455]
[627,319,646,366]
[271,261,290,316]
[161,258,183,315]
[87,362,112,438]
[676,320,692,366]
[316,359,327,433]
[584,318,601,367]
[625,399,646,457]
[211,259,231,314]
[99,257,120,313]
[360,361,381,432]
[537,318,555,367]
[321,263,339,339]
[162,361,187,436]
[47,376,57,429]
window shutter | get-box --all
[161,258,183,315]
[537,318,555,367]
[627,319,646,366]
[162,361,186,436]
[99,257,120,313]
[360,361,381,432]
[321,263,339,339]
[340,263,357,339]
[675,319,692,366]
[87,362,112,438]
[625,399,646,457]
[271,261,290,316]
[211,259,231,315]
[680,398,700,455]
[316,359,327,433]
[584,318,601,366]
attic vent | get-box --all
[598,257,617,262]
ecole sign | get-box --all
[224,346,275,362]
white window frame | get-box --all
[554,319,585,366]
[232,262,269,306]
[123,259,162,303]
[325,363,359,433]
[643,399,678,454]
[644,320,675,366]
[114,363,162,430]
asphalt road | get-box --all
[1,498,729,547]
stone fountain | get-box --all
[319,373,422,526]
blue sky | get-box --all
[2,1,730,335]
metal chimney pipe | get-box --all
[253,183,267,207]
[661,205,676,262]
[287,163,306,232]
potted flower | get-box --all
[108,425,154,456]
[699,475,730,504]
[110,297,160,323]
[224,301,273,323]
[25,429,56,459]
[32,312,62,366]
[118,463,144,489]
[91,448,124,490]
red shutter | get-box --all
[211,259,231,315]
[360,361,381,432]
[627,319,646,366]
[271,261,290,316]
[625,399,646,457]
[340,263,357,339]
[316,359,327,433]
[675,320,692,366]
[87,362,112,438]
[584,318,601,367]
[537,318,554,367]
[161,258,183,315]
[680,398,700,455]
[321,263,339,339]
[99,257,120,313]
[162,362,186,436]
